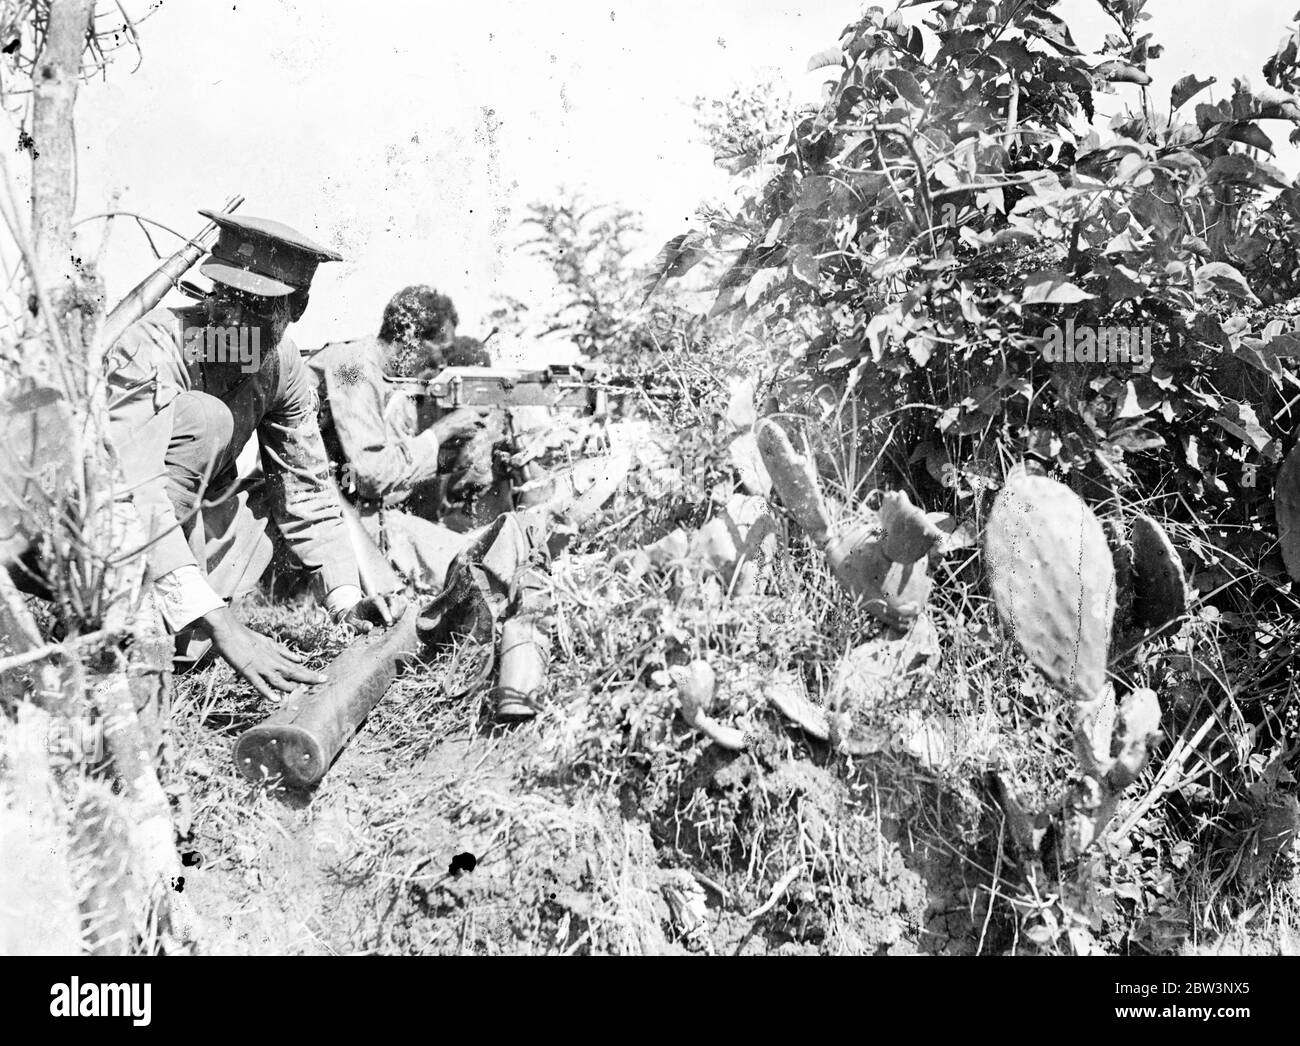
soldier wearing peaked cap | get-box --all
[105,210,405,702]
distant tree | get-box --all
[693,75,798,177]
[519,191,646,358]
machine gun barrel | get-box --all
[385,364,679,414]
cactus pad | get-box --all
[755,420,832,546]
[1107,687,1161,789]
[879,490,945,564]
[765,672,829,740]
[1276,441,1300,581]
[985,472,1115,701]
[827,521,932,627]
[1129,515,1186,633]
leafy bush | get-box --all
[659,2,1300,597]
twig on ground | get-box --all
[744,863,803,920]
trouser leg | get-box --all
[161,390,237,530]
[200,482,275,603]
[163,397,276,669]
[357,507,476,592]
[163,399,274,604]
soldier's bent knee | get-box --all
[171,391,235,459]
[164,391,237,504]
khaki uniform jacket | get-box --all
[309,337,443,504]
[107,305,361,595]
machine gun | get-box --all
[386,363,676,416]
[385,364,677,510]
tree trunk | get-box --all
[17,0,200,952]
[31,0,92,314]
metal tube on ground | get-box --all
[232,603,421,788]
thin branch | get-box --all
[0,624,123,675]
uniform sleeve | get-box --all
[323,342,442,502]
[105,314,205,585]
[152,563,226,632]
[258,342,361,595]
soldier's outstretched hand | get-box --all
[340,592,408,635]
[198,606,327,702]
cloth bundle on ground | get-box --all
[415,510,555,718]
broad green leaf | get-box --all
[725,376,758,431]
[1020,12,1081,55]
[932,161,962,187]
[807,47,844,72]
[985,38,1035,74]
[1171,74,1216,110]
[1233,338,1284,379]
[1207,153,1289,189]
[865,311,896,360]
[1213,402,1270,451]
[974,187,1005,214]
[1116,152,1154,186]
[1194,261,1258,302]
[883,67,926,107]
[1103,231,1139,254]
[908,334,936,367]
[1216,121,1275,153]
[1021,270,1095,304]
[901,25,924,58]
[639,233,708,304]
[1094,60,1152,85]
[1115,381,1148,419]
[707,283,739,320]
[1263,332,1300,357]
[1249,82,1300,121]
[790,247,820,286]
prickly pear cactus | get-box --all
[1276,441,1300,581]
[755,421,832,546]
[984,468,1169,864]
[669,660,750,750]
[757,421,941,628]
[985,470,1115,702]
[878,491,945,564]
[825,519,932,627]
[1129,515,1186,633]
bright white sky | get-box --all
[40,0,1300,358]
